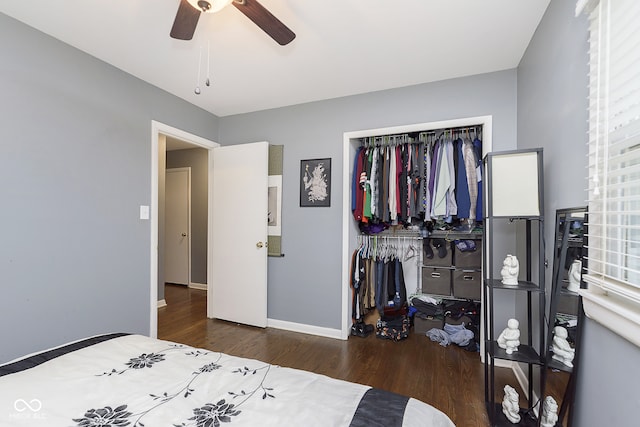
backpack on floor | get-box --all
[375,314,410,341]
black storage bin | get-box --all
[421,267,452,296]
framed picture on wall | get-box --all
[300,158,331,207]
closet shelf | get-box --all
[428,229,483,240]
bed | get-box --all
[0,333,455,426]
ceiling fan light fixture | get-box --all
[187,0,234,14]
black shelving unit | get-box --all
[483,148,546,427]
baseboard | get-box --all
[492,361,533,400]
[157,299,167,308]
[188,283,207,291]
[267,318,343,340]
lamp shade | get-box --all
[485,148,543,217]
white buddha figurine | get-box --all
[567,259,582,292]
[551,326,575,368]
[497,318,521,355]
[501,254,519,285]
[502,385,521,424]
[540,396,559,427]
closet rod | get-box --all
[360,125,483,143]
[359,235,422,240]
[360,231,422,238]
[432,126,482,134]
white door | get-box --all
[210,142,269,327]
[165,168,190,285]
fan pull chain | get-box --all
[194,45,202,95]
[205,40,211,87]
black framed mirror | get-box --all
[545,206,587,427]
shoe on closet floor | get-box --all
[351,322,373,338]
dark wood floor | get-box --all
[158,284,569,427]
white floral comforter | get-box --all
[0,334,455,427]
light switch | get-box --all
[140,205,150,220]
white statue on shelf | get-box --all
[501,254,519,285]
[502,384,521,424]
[567,259,582,292]
[540,396,559,427]
[551,326,575,368]
[497,318,521,354]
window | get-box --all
[579,0,640,347]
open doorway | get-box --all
[164,166,191,289]
[149,121,219,338]
[161,142,207,292]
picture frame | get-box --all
[268,175,282,234]
[300,158,331,207]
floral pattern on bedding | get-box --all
[0,335,455,427]
[72,344,275,427]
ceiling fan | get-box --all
[170,0,295,45]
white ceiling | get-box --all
[1,0,550,117]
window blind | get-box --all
[582,0,640,345]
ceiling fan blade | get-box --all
[170,0,201,40]
[233,0,295,45]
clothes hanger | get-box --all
[401,237,407,261]
[405,237,418,261]
[364,235,369,259]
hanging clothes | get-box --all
[351,126,482,230]
[412,143,424,218]
[387,145,395,222]
[381,146,390,222]
[473,137,484,221]
[445,138,458,220]
[352,146,365,222]
[396,145,404,221]
[370,146,379,219]
[363,148,373,221]
[456,138,472,219]
[350,236,416,321]
[423,140,433,217]
[432,141,450,217]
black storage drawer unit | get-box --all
[421,267,452,296]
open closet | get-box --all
[341,116,492,346]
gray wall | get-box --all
[0,13,219,362]
[166,148,209,285]
[220,70,519,329]
[516,0,640,425]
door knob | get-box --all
[181,233,187,237]
[256,242,264,248]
